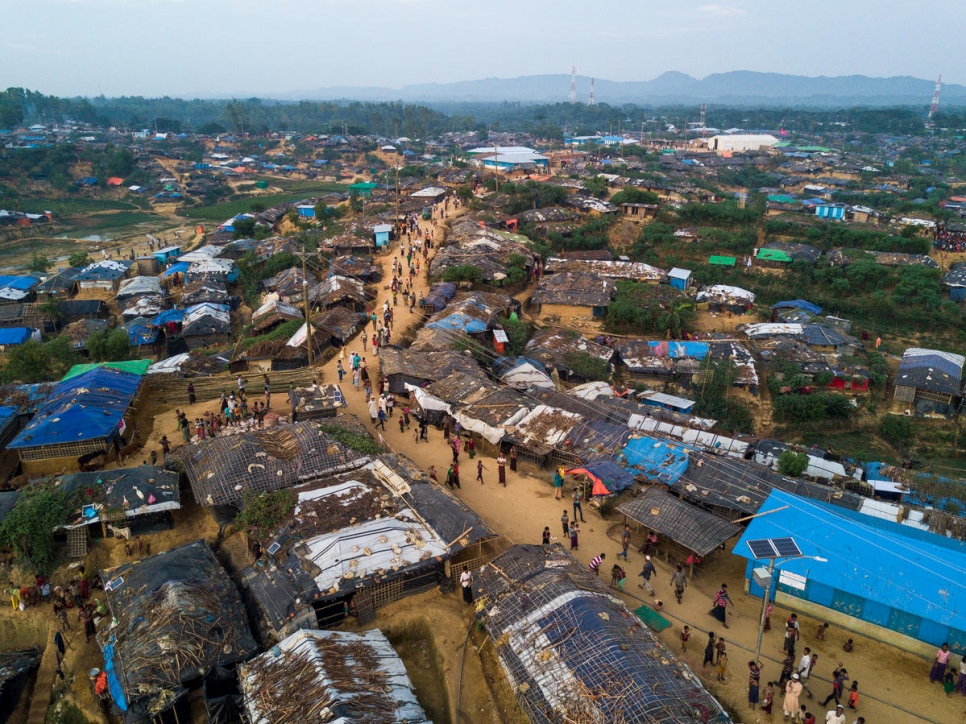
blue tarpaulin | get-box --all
[433,282,457,299]
[647,340,709,359]
[125,324,159,346]
[567,458,637,495]
[771,299,823,315]
[8,367,142,449]
[161,261,190,278]
[0,328,32,346]
[0,276,39,291]
[426,310,488,334]
[102,638,128,711]
[622,436,690,484]
[422,292,447,312]
[151,308,184,326]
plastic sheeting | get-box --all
[304,508,448,595]
[622,437,690,485]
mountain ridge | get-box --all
[276,71,965,107]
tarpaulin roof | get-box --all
[618,487,741,557]
[62,360,152,381]
[426,310,488,334]
[771,299,822,315]
[55,466,180,526]
[125,323,159,346]
[622,436,690,485]
[566,458,637,495]
[9,367,142,449]
[161,261,190,278]
[99,540,258,721]
[0,327,32,346]
[151,308,184,326]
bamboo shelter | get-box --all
[475,545,731,724]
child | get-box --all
[715,637,727,664]
[542,527,551,545]
[716,652,728,682]
[801,710,815,724]
[761,681,774,715]
[763,601,773,631]
[848,680,859,709]
[816,622,829,640]
[944,670,956,697]
[844,638,854,653]
[680,625,691,652]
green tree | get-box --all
[656,301,695,339]
[86,328,131,362]
[27,253,51,273]
[777,450,809,477]
[232,217,257,239]
[501,318,532,357]
[1,336,79,383]
[0,483,82,575]
[609,187,659,206]
[441,265,482,284]
[67,252,93,269]
[881,416,915,450]
[584,176,609,198]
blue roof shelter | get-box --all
[161,261,190,279]
[8,367,143,462]
[771,300,822,315]
[737,489,966,655]
[622,436,689,485]
[0,327,34,348]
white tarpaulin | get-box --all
[501,361,554,390]
[405,384,452,413]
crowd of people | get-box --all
[934,225,966,252]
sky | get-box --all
[1,0,964,98]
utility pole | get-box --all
[494,143,499,193]
[294,248,314,366]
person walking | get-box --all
[572,486,585,522]
[703,631,716,668]
[460,568,474,605]
[187,382,196,404]
[671,564,688,603]
[375,408,387,431]
[930,643,951,683]
[616,524,631,560]
[497,454,507,486]
[368,398,379,425]
[561,510,569,537]
[709,583,734,628]
[476,460,486,484]
[263,374,271,408]
[799,648,815,698]
[337,360,345,383]
[452,462,461,488]
[638,556,658,596]
[821,668,849,707]
[784,613,801,656]
[509,445,517,472]
[784,674,804,721]
[553,467,564,500]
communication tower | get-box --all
[929,75,942,119]
[589,78,596,106]
[569,66,577,104]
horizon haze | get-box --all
[1,0,964,99]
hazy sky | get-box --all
[2,0,963,97]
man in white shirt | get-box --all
[825,704,846,724]
[798,648,814,697]
[459,568,474,604]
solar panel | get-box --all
[772,537,803,558]
[747,537,803,560]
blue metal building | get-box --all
[737,489,966,654]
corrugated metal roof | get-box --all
[618,487,741,556]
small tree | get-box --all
[0,483,82,575]
[27,253,52,273]
[67,252,93,269]
[86,328,131,362]
[777,451,809,477]
[881,416,915,450]
[235,489,296,536]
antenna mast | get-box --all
[929,74,942,119]
[569,66,577,104]
[589,78,596,106]
[700,104,707,128]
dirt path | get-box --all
[132,201,965,723]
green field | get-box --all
[178,181,349,221]
[41,197,153,216]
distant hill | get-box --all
[282,71,966,107]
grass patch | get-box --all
[42,197,148,216]
[66,211,165,230]
[239,319,304,351]
[317,424,382,455]
[178,183,349,221]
